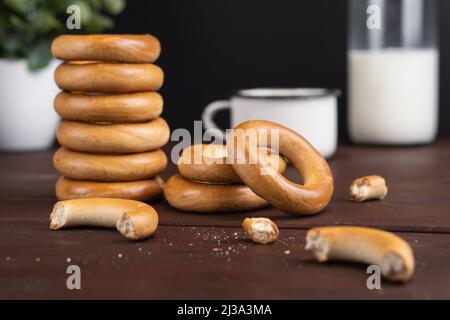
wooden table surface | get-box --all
[1,140,450,299]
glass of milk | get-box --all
[348,0,439,145]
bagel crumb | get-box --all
[242,217,279,244]
[349,175,388,202]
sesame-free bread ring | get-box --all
[51,34,161,63]
[50,198,159,240]
[164,174,268,213]
[53,148,167,182]
[229,120,333,215]
[54,61,164,93]
[55,176,164,201]
[56,118,170,154]
[178,144,286,184]
[305,226,415,282]
[54,91,163,123]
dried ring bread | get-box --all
[54,61,164,94]
[51,34,161,63]
[53,148,167,182]
[228,120,333,215]
[164,174,268,213]
[50,198,159,240]
[54,91,163,123]
[178,144,286,184]
[56,118,170,154]
[55,176,164,201]
[305,226,415,282]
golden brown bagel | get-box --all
[54,91,163,123]
[178,144,286,184]
[54,62,164,93]
[228,120,333,215]
[56,118,170,154]
[51,34,161,63]
[164,174,268,213]
[53,148,167,182]
[50,198,159,240]
[55,176,164,201]
[305,226,415,282]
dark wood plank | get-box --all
[0,223,448,299]
[1,140,450,233]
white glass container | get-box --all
[348,0,439,145]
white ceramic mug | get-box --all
[202,88,339,158]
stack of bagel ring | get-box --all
[51,34,169,201]
[165,120,334,215]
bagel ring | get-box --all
[56,176,164,201]
[178,144,287,184]
[228,120,333,215]
[56,118,170,154]
[51,34,161,63]
[54,62,164,93]
[164,174,268,213]
[54,91,163,123]
[53,148,167,182]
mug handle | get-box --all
[202,100,231,141]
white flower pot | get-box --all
[0,59,60,151]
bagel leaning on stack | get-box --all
[51,34,169,201]
[228,120,334,215]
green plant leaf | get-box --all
[27,40,52,71]
[0,0,127,68]
[90,0,103,11]
[73,1,93,25]
[102,0,125,15]
[4,0,32,14]
[9,14,31,32]
[2,35,21,51]
[27,10,62,33]
[1,35,24,57]
[49,0,74,13]
[87,13,113,32]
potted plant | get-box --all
[0,0,125,151]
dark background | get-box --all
[112,0,449,140]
